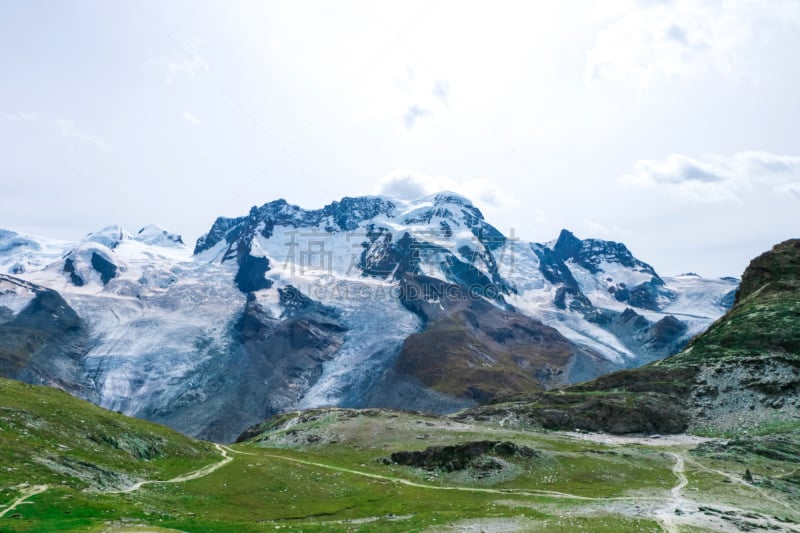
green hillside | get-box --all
[2,378,800,531]
[665,239,800,366]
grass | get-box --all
[692,419,800,439]
[2,380,799,531]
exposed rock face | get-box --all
[234,249,272,293]
[459,392,690,434]
[689,357,800,430]
[455,366,694,434]
[60,228,125,287]
[63,257,85,286]
[549,229,675,312]
[234,286,347,417]
[552,229,656,276]
[194,196,396,253]
[0,275,93,398]
[90,252,117,285]
[585,307,689,364]
[385,274,601,403]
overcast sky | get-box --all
[1,0,799,277]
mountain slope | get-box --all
[190,193,734,409]
[0,378,217,494]
[0,193,736,441]
[458,239,800,434]
[0,275,90,393]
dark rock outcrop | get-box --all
[549,229,676,311]
[0,275,93,398]
[90,252,117,285]
[388,441,539,471]
[63,258,85,286]
[233,287,347,419]
[234,251,272,293]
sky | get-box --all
[1,0,799,278]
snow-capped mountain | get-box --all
[0,193,737,441]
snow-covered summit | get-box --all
[0,228,72,275]
[83,225,130,249]
[132,225,185,248]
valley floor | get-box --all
[2,409,800,532]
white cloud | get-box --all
[1,111,38,122]
[182,110,203,127]
[620,151,800,202]
[393,65,414,92]
[583,220,629,239]
[57,119,111,152]
[374,170,511,208]
[775,182,800,201]
[586,0,800,87]
[403,105,431,130]
[166,53,209,84]
[432,80,450,106]
[392,64,450,131]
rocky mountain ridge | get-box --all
[0,192,736,441]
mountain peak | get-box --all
[429,191,474,207]
[84,225,130,250]
[133,225,185,248]
[552,229,583,260]
[0,229,42,254]
[548,229,658,278]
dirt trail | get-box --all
[686,456,797,514]
[0,484,48,518]
[1,445,233,522]
[130,440,800,533]
[560,431,800,531]
[109,444,233,494]
[654,453,686,533]
[256,450,669,502]
[5,437,799,532]
[644,451,798,533]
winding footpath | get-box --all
[0,444,233,518]
[108,444,233,494]
[654,453,687,533]
[0,484,49,519]
[4,439,800,532]
[244,445,799,532]
[248,448,670,503]
[650,452,799,533]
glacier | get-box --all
[0,193,737,441]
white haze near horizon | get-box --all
[1,0,799,278]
